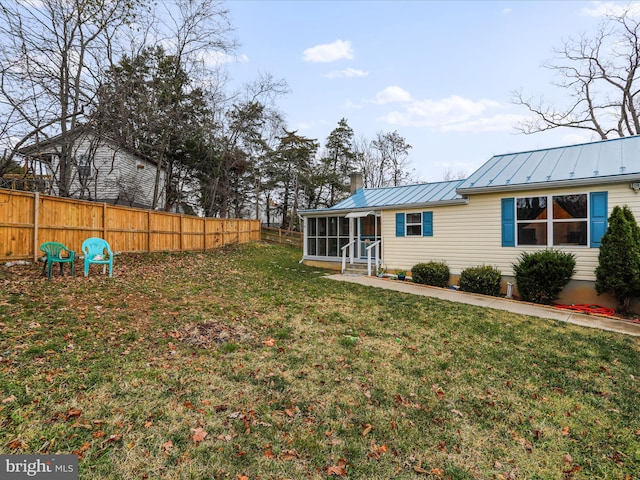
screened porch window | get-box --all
[307,216,350,257]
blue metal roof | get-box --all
[311,179,466,213]
[458,135,640,193]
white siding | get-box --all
[45,133,165,208]
[382,183,640,282]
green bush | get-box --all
[411,261,450,287]
[513,249,576,304]
[459,265,502,296]
[595,205,640,314]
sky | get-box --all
[222,0,638,183]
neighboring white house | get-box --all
[298,136,640,308]
[19,129,166,209]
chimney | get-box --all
[349,172,363,195]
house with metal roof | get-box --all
[298,135,640,308]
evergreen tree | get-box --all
[595,205,640,313]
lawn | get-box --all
[1,243,639,479]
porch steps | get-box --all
[342,263,370,276]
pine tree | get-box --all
[595,205,640,313]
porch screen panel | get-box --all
[306,215,350,258]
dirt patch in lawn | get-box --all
[173,320,255,349]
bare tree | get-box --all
[442,167,467,181]
[514,9,640,138]
[0,0,141,196]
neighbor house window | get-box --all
[509,193,600,247]
[306,216,350,257]
[77,154,91,179]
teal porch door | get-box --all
[358,215,381,259]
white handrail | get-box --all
[366,240,381,276]
[341,240,356,273]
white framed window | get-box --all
[516,194,588,246]
[406,212,422,236]
[77,153,92,179]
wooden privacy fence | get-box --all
[261,226,303,249]
[0,189,261,262]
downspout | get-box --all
[298,212,305,263]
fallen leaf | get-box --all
[326,459,348,476]
[262,338,275,347]
[413,466,428,474]
[362,424,373,436]
[191,427,207,443]
[106,433,122,443]
[263,448,275,459]
[451,409,464,417]
[368,443,388,459]
[67,407,82,418]
[92,430,106,438]
[8,439,27,450]
[237,475,249,480]
[561,426,571,436]
[2,395,16,404]
[431,468,445,477]
[563,453,573,464]
[162,440,173,455]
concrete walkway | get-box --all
[327,274,640,337]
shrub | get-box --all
[513,249,576,304]
[595,205,640,314]
[411,261,450,287]
[459,265,502,296]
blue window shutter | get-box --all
[590,191,608,247]
[501,198,515,247]
[422,211,433,236]
[396,213,405,237]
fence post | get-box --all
[102,203,107,239]
[202,217,206,251]
[180,214,184,251]
[32,192,39,263]
[147,210,151,253]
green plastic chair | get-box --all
[82,237,113,277]
[40,242,75,279]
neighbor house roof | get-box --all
[458,135,640,194]
[299,180,467,215]
[18,126,159,167]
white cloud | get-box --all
[373,86,412,104]
[502,8,512,14]
[437,113,529,133]
[376,94,544,133]
[324,68,369,79]
[303,40,354,63]
[379,95,508,130]
[581,1,640,17]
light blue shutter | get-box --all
[590,191,608,248]
[422,211,433,236]
[501,198,515,247]
[395,213,405,237]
